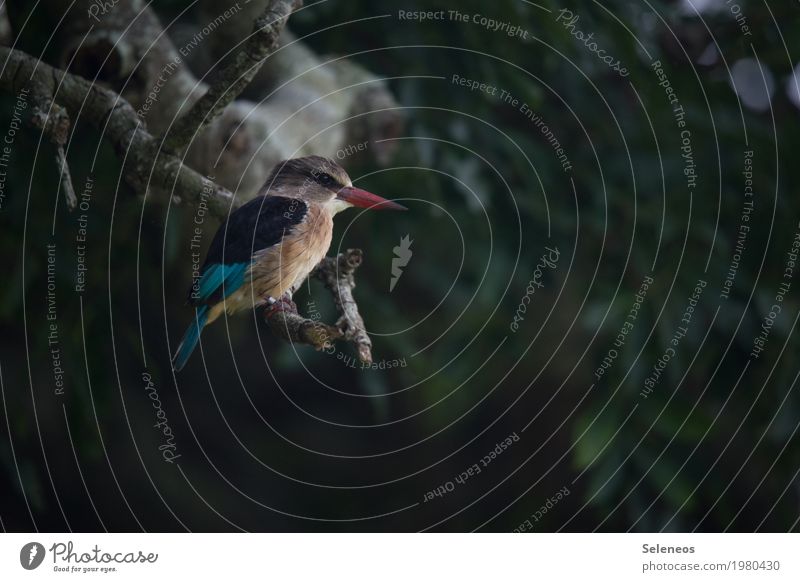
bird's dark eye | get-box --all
[318,173,334,186]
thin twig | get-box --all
[30,101,77,209]
[55,147,77,210]
[314,249,373,364]
[264,249,373,363]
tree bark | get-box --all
[37,0,403,198]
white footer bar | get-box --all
[1,533,796,581]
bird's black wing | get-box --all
[188,195,308,305]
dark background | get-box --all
[1,0,799,531]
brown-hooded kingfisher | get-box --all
[172,156,405,371]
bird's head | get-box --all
[260,156,406,213]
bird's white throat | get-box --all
[328,197,352,215]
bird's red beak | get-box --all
[337,187,406,211]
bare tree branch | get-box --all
[0,45,236,218]
[315,249,373,364]
[162,0,302,152]
[265,249,373,364]
[267,306,344,352]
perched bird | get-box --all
[172,156,405,371]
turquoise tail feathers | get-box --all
[173,305,210,371]
[173,261,247,371]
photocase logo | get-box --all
[20,542,45,570]
[389,234,413,292]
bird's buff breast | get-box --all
[223,205,333,315]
